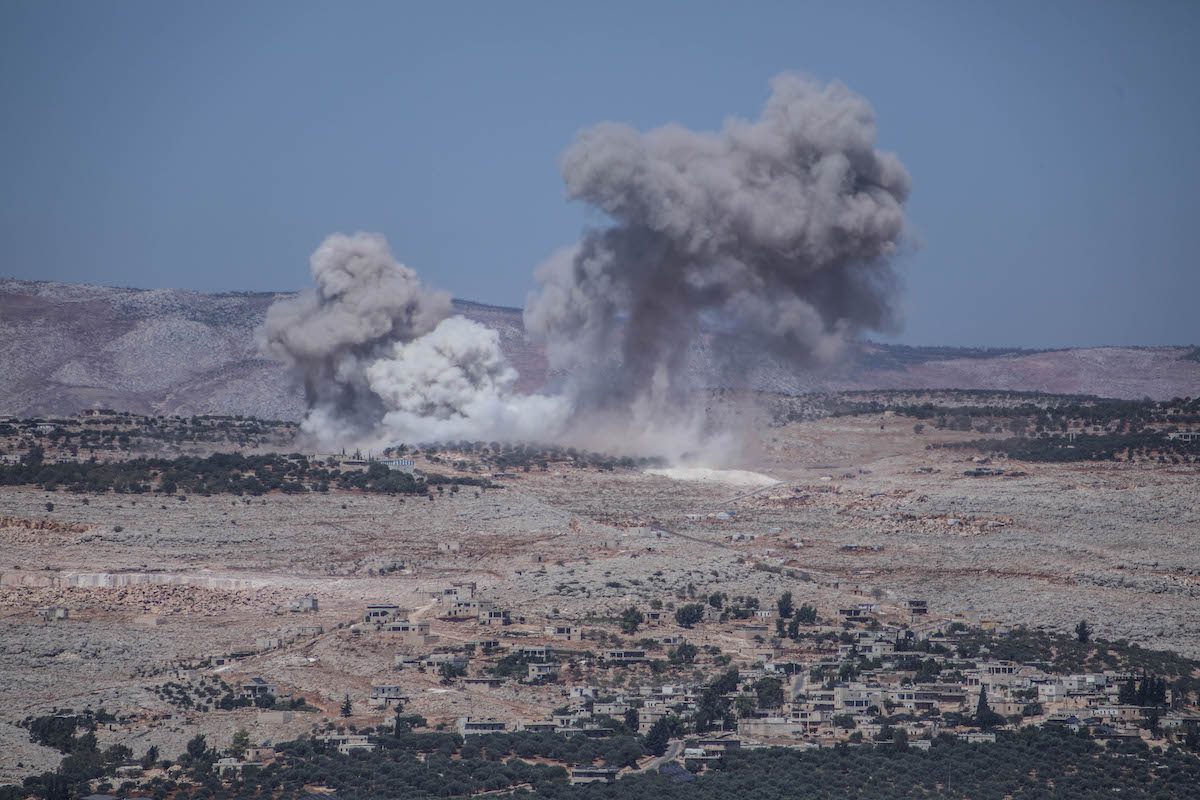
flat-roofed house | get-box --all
[291,596,318,613]
[448,599,488,619]
[457,717,510,736]
[570,766,619,785]
[602,649,647,664]
[384,618,438,646]
[318,732,376,754]
[527,662,559,681]
[480,607,510,626]
[513,645,553,660]
[544,624,583,641]
[241,677,278,700]
[364,604,402,624]
[368,685,408,708]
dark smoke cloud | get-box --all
[262,232,453,441]
[525,73,911,421]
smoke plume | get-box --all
[525,73,911,433]
[265,74,910,458]
[264,233,508,444]
[264,232,566,447]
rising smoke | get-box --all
[525,73,911,432]
[262,232,564,446]
[264,74,911,457]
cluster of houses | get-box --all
[356,583,529,641]
[353,592,1198,755]
[730,620,1196,747]
[457,682,707,738]
[197,586,1197,794]
[433,640,1197,762]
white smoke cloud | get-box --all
[367,316,569,443]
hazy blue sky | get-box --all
[1,1,1197,347]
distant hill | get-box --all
[1,278,1196,419]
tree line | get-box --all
[0,449,489,496]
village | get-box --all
[50,575,1195,795]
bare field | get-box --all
[1,415,1198,781]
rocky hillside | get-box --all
[0,279,546,420]
[1,278,1196,419]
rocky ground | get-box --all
[1,414,1198,784]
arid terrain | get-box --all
[2,406,1197,787]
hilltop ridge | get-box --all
[1,277,1196,419]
